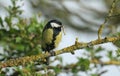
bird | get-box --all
[41,19,64,65]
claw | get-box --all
[50,51,56,56]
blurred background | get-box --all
[0,0,120,76]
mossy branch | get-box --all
[91,59,120,65]
[98,0,118,39]
[0,36,120,68]
[35,59,120,71]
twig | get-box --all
[98,0,118,39]
[34,59,120,71]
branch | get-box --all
[35,59,120,71]
[98,0,118,39]
[0,36,120,68]
[91,59,120,65]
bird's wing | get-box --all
[41,29,53,50]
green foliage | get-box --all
[110,32,120,48]
[0,0,47,75]
[116,49,120,57]
[53,65,61,74]
[85,46,103,60]
[0,0,44,60]
[0,17,4,27]
[6,0,23,17]
[77,58,90,71]
[71,58,90,73]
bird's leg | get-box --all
[44,51,50,65]
[50,51,56,56]
[44,51,55,65]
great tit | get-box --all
[41,19,64,65]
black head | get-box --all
[48,19,62,26]
[45,19,62,29]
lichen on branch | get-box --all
[0,36,120,68]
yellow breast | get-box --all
[54,32,62,47]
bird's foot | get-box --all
[50,51,55,56]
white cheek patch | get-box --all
[51,23,60,28]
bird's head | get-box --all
[45,19,65,35]
[49,19,62,28]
